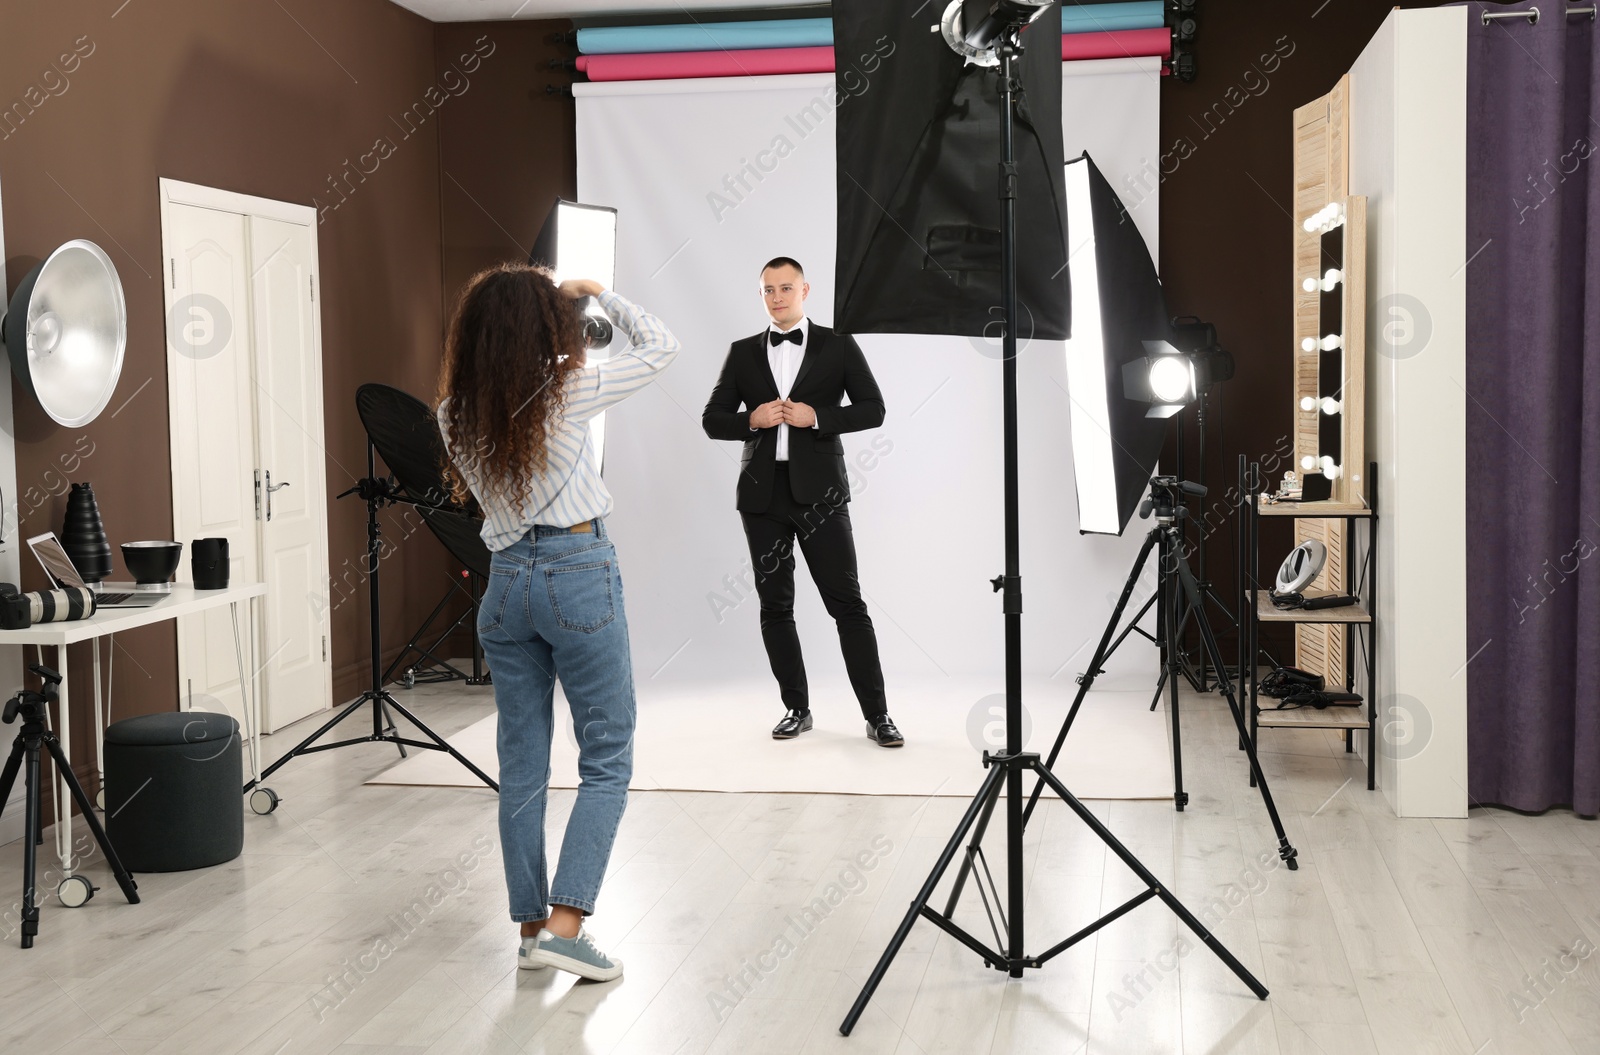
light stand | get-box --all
[243,441,498,800]
[0,664,139,948]
[938,476,1300,952]
[381,571,490,690]
[839,30,1267,1036]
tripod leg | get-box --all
[1026,528,1161,823]
[20,739,40,948]
[378,692,498,791]
[1030,761,1268,999]
[381,584,457,686]
[0,737,23,820]
[378,699,407,759]
[1162,533,1188,811]
[1148,668,1168,712]
[941,779,1002,919]
[249,692,381,788]
[1177,558,1299,869]
[44,733,138,904]
[841,763,1007,1036]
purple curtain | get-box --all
[1466,3,1600,815]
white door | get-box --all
[249,216,333,730]
[161,180,332,734]
[164,202,261,731]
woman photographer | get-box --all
[437,264,678,981]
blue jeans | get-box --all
[477,519,635,922]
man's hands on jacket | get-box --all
[749,400,815,430]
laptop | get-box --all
[27,532,167,609]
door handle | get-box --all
[265,471,290,521]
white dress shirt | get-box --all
[766,316,815,461]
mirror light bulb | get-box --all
[1320,397,1341,415]
[1300,396,1317,411]
[1302,277,1319,293]
[1321,334,1343,352]
[1301,337,1317,353]
[1301,455,1317,471]
[1322,269,1344,291]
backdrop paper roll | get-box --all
[24,587,96,623]
[1062,2,1166,35]
[575,46,835,82]
[578,18,833,55]
[1062,27,1172,62]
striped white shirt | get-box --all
[438,289,679,552]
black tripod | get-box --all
[0,664,139,948]
[941,479,1299,920]
[243,441,498,804]
[840,36,1266,1036]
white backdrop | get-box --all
[575,59,1164,695]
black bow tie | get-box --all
[769,328,802,347]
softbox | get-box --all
[832,0,1069,339]
[1062,153,1171,536]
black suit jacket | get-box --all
[702,324,885,513]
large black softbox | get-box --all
[832,1,1069,339]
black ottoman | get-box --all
[104,711,244,872]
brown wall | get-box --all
[1157,0,1440,651]
[437,22,578,304]
[0,0,454,806]
[431,20,577,660]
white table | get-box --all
[0,582,266,873]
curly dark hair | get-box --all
[437,263,586,508]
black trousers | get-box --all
[740,465,887,720]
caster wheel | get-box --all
[249,788,281,815]
[58,875,95,907]
[402,668,416,690]
[96,788,106,811]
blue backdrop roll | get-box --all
[1062,2,1166,35]
[577,18,833,55]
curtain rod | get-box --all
[1482,5,1599,24]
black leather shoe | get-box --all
[866,715,904,748]
[772,710,813,739]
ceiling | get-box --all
[388,0,815,21]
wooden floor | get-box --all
[2,683,1598,1055]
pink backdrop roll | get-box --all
[576,46,834,82]
[574,36,1169,84]
[1060,27,1171,62]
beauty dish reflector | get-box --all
[942,0,1055,64]
[4,239,126,427]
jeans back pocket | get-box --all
[479,563,520,636]
[545,560,616,634]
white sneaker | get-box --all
[517,935,548,970]
[527,926,624,982]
